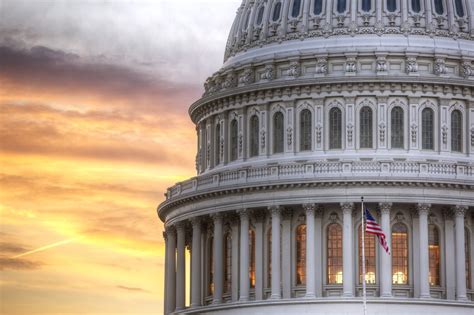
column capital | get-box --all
[211,212,224,222]
[416,203,431,216]
[268,205,282,216]
[251,209,266,223]
[303,203,316,216]
[237,208,249,219]
[190,216,202,226]
[165,225,176,234]
[379,202,392,215]
[175,221,186,231]
[453,205,468,218]
[340,202,354,215]
[163,231,168,241]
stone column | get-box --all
[380,203,392,297]
[176,222,186,310]
[303,203,316,298]
[269,206,282,299]
[282,210,292,299]
[254,212,265,300]
[454,205,468,301]
[165,227,176,315]
[444,209,456,300]
[239,209,250,301]
[212,214,224,304]
[231,220,240,302]
[341,202,354,297]
[315,207,323,297]
[191,218,202,307]
[163,231,168,315]
[417,203,431,299]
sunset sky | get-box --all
[0,1,240,314]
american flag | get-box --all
[365,208,390,255]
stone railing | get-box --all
[165,160,473,201]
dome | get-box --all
[158,1,474,315]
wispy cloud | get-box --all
[0,257,44,270]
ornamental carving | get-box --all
[411,124,418,144]
[303,203,316,216]
[376,56,387,72]
[462,60,473,79]
[287,127,293,146]
[315,57,328,75]
[316,125,322,144]
[345,57,357,73]
[288,61,300,78]
[453,205,468,218]
[471,127,474,146]
[406,57,418,74]
[379,203,392,215]
[238,133,243,154]
[238,68,254,85]
[260,129,266,149]
[434,58,447,76]
[442,125,448,144]
[416,203,431,216]
[347,123,354,143]
[340,202,354,215]
[379,122,386,143]
[261,64,274,81]
[222,72,237,89]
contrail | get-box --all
[11,237,80,259]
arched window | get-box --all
[256,6,265,25]
[392,223,408,284]
[434,0,444,15]
[243,10,251,30]
[329,107,342,149]
[291,0,302,18]
[224,232,232,293]
[362,0,372,12]
[359,224,376,284]
[313,0,323,15]
[296,224,307,285]
[215,123,221,165]
[230,119,238,161]
[249,229,256,288]
[422,108,434,150]
[327,223,343,284]
[250,115,259,157]
[267,228,272,287]
[273,2,282,21]
[337,0,347,14]
[466,228,471,289]
[451,110,462,152]
[300,109,312,151]
[455,0,465,17]
[273,112,284,153]
[208,236,214,295]
[387,0,397,12]
[411,0,421,12]
[360,106,373,148]
[428,224,440,286]
[391,106,404,149]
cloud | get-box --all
[0,256,44,270]
[0,242,29,254]
[116,285,149,293]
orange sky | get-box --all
[0,1,240,314]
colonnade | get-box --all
[163,203,471,314]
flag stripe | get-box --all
[365,208,390,255]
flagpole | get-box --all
[361,197,367,315]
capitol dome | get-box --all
[158,1,474,314]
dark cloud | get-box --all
[0,242,30,254]
[116,285,149,293]
[0,256,44,270]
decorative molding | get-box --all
[416,203,431,216]
[379,202,392,215]
[340,202,354,215]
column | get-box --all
[424,0,432,27]
[303,204,316,298]
[444,209,456,300]
[176,222,186,310]
[191,218,202,307]
[165,227,176,315]
[380,203,392,297]
[417,203,431,299]
[315,207,323,297]
[163,232,168,315]
[341,202,354,297]
[302,0,311,32]
[282,211,292,299]
[231,220,240,302]
[239,209,250,301]
[212,214,224,304]
[454,205,468,301]
[254,213,265,300]
[269,206,282,299]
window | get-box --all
[256,6,265,25]
[466,228,471,289]
[313,0,323,15]
[230,119,238,161]
[300,109,312,151]
[391,107,404,149]
[291,0,302,18]
[362,0,371,12]
[327,223,343,284]
[296,224,307,285]
[434,0,444,15]
[451,110,462,152]
[428,224,440,286]
[208,236,214,295]
[455,0,465,17]
[387,0,397,12]
[249,229,256,288]
[392,223,408,285]
[273,112,284,153]
[329,108,342,149]
[337,0,347,13]
[272,2,282,21]
[411,0,421,13]
[215,123,221,165]
[360,106,373,149]
[359,224,376,284]
[267,228,272,287]
[250,115,259,157]
[243,11,251,30]
[224,232,232,293]
[422,108,434,150]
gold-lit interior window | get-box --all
[327,223,343,284]
[224,232,232,293]
[249,229,256,288]
[296,224,306,285]
[358,225,376,284]
[392,223,408,285]
[428,224,440,286]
